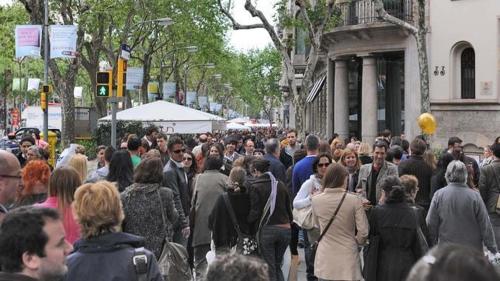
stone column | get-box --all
[326,59,335,138]
[386,60,402,135]
[361,56,378,144]
[334,59,349,139]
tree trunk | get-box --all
[416,0,430,113]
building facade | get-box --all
[287,0,500,149]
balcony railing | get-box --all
[336,0,413,27]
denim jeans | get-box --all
[303,230,317,281]
[260,225,291,281]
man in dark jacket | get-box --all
[398,138,434,210]
[280,129,300,169]
[479,142,500,247]
[446,136,480,186]
[0,207,73,281]
[264,138,287,183]
[163,135,190,247]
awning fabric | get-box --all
[306,76,326,103]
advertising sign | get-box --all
[15,25,42,58]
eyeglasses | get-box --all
[0,174,21,180]
[172,149,186,154]
[183,157,193,161]
[317,163,330,168]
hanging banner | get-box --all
[186,91,197,106]
[15,25,42,58]
[126,67,143,90]
[49,25,77,58]
[162,82,176,101]
[198,96,209,111]
[148,82,159,94]
[74,87,83,98]
[27,78,41,91]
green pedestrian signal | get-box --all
[97,85,110,97]
[96,71,113,98]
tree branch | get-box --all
[374,0,418,35]
[296,0,318,50]
[217,0,265,30]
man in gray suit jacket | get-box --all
[356,141,399,206]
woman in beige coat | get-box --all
[311,163,369,281]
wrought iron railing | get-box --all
[336,0,413,27]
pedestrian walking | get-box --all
[311,163,368,281]
[106,150,134,192]
[121,158,179,258]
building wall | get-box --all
[429,0,500,148]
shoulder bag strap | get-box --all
[133,247,148,281]
[222,193,243,236]
[317,191,347,244]
[156,188,167,232]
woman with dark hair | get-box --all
[294,153,332,209]
[120,157,178,258]
[183,150,198,194]
[311,163,368,281]
[430,153,455,198]
[248,158,292,281]
[365,175,426,281]
[191,156,228,280]
[107,150,134,192]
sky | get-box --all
[0,0,275,52]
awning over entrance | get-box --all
[306,76,326,103]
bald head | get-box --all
[0,150,21,205]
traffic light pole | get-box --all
[42,0,49,142]
[110,96,117,149]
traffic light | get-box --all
[40,84,51,111]
[117,58,127,97]
[96,71,112,97]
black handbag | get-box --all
[310,191,347,260]
[412,207,429,257]
[222,192,258,255]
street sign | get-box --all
[120,44,131,61]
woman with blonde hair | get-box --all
[36,167,82,244]
[339,148,362,192]
[330,138,344,162]
[66,181,163,281]
[311,163,368,281]
[357,142,373,165]
[68,153,88,182]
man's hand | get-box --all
[182,226,190,238]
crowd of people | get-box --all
[1,126,500,281]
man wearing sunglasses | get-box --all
[0,150,22,222]
[163,135,190,247]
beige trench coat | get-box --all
[311,187,369,281]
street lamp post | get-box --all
[183,63,215,106]
[42,0,49,141]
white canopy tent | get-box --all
[99,101,226,134]
[226,122,251,131]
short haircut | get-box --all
[401,139,410,152]
[167,135,184,151]
[48,167,82,211]
[20,136,35,146]
[448,136,463,147]
[127,135,141,151]
[204,156,223,171]
[400,174,418,200]
[206,253,269,281]
[0,206,60,273]
[312,153,333,174]
[373,140,388,152]
[28,145,43,158]
[134,157,164,184]
[322,163,348,189]
[287,129,297,136]
[491,143,500,159]
[199,134,208,143]
[104,146,115,162]
[339,148,361,170]
[265,138,280,155]
[389,145,403,160]
[293,149,307,164]
[145,126,159,136]
[21,160,51,199]
[251,158,270,173]
[358,142,372,156]
[156,132,168,141]
[96,145,106,153]
[380,176,405,203]
[73,181,124,239]
[244,138,255,146]
[305,134,320,151]
[410,138,427,156]
[445,160,467,184]
[382,129,392,138]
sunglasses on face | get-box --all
[318,163,330,168]
[173,149,186,154]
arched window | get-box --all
[461,48,475,99]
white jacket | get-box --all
[293,174,322,209]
